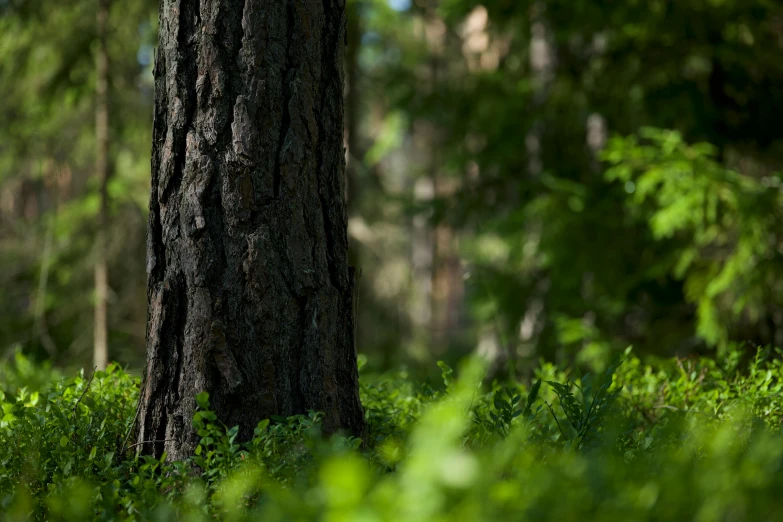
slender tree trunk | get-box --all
[422,3,463,353]
[94,0,110,371]
[430,201,462,349]
[137,0,364,460]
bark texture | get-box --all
[137,0,364,461]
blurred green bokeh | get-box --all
[1,0,782,375]
[3,347,783,521]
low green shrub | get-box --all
[2,346,783,521]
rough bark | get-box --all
[94,0,110,371]
[136,0,364,461]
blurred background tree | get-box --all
[2,0,782,376]
[0,0,156,366]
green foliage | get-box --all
[0,0,155,365]
[604,128,783,349]
[3,348,783,520]
[357,0,783,366]
[191,393,246,486]
[3,0,783,375]
[545,359,623,449]
[3,1,783,517]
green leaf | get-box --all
[256,419,270,433]
[195,391,210,409]
[527,380,542,406]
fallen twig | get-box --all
[72,367,97,413]
[123,439,176,452]
[120,403,142,455]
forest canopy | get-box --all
[3,0,782,376]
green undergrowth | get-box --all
[3,346,783,521]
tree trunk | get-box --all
[136,0,365,461]
[94,0,110,371]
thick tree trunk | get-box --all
[136,0,365,461]
[94,0,110,371]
